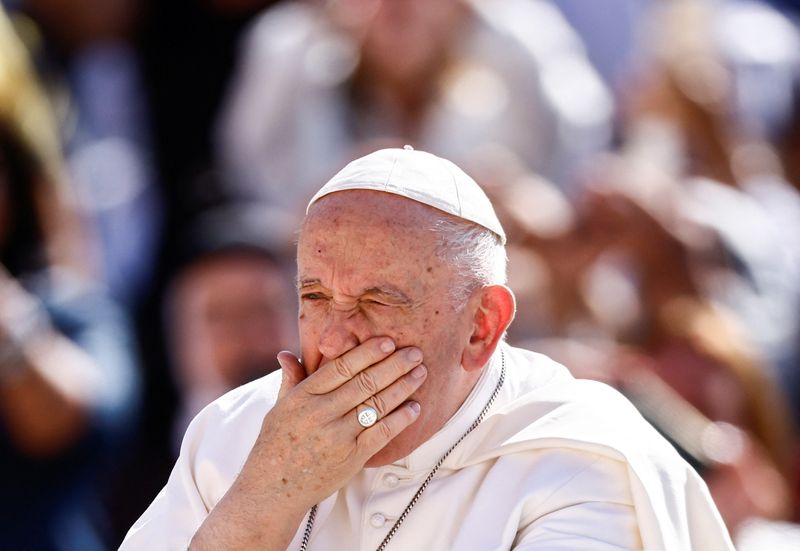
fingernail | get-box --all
[409,402,421,415]
[380,339,395,353]
[411,364,427,379]
[406,348,422,362]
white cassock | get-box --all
[120,343,735,550]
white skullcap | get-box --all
[307,146,506,244]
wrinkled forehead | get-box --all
[301,189,444,242]
[297,190,448,284]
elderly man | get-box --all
[121,148,734,550]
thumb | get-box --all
[277,351,305,399]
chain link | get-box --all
[298,504,317,551]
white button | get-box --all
[370,513,386,528]
[383,473,399,488]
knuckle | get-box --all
[354,433,372,455]
[387,377,413,404]
[367,392,388,417]
[356,369,379,396]
[377,420,393,440]
[333,356,354,380]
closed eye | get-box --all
[362,299,389,306]
[301,293,328,301]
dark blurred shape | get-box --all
[137,0,277,230]
[0,5,140,549]
[22,0,139,51]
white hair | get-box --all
[430,217,507,306]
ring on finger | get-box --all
[357,405,378,428]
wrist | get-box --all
[191,473,309,551]
[231,461,315,523]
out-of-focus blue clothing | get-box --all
[553,0,651,91]
[67,43,162,309]
[0,276,140,551]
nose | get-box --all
[317,307,364,361]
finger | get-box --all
[277,351,306,400]
[356,401,421,458]
[306,336,397,394]
[332,347,423,411]
[348,361,427,419]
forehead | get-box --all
[297,191,447,293]
[300,190,442,245]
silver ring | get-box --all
[357,406,378,428]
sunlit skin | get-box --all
[189,189,514,550]
[297,190,485,466]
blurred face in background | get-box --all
[168,251,296,391]
[334,0,466,85]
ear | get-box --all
[461,285,516,372]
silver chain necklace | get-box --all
[300,350,506,551]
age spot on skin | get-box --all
[426,266,433,273]
[282,478,288,485]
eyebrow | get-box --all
[296,278,412,304]
[296,277,321,289]
[363,286,412,304]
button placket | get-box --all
[382,473,399,488]
[369,512,386,528]
[361,467,412,548]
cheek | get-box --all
[364,307,411,340]
[298,300,323,323]
[298,304,322,345]
[299,303,414,349]
[421,309,470,364]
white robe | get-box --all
[121,344,734,550]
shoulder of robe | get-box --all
[455,344,680,471]
[178,370,283,468]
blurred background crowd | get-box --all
[0,0,799,548]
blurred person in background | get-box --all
[486,157,797,541]
[5,0,162,309]
[0,6,140,550]
[216,0,612,219]
[646,299,794,528]
[619,0,800,411]
[620,5,800,531]
[163,203,297,450]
